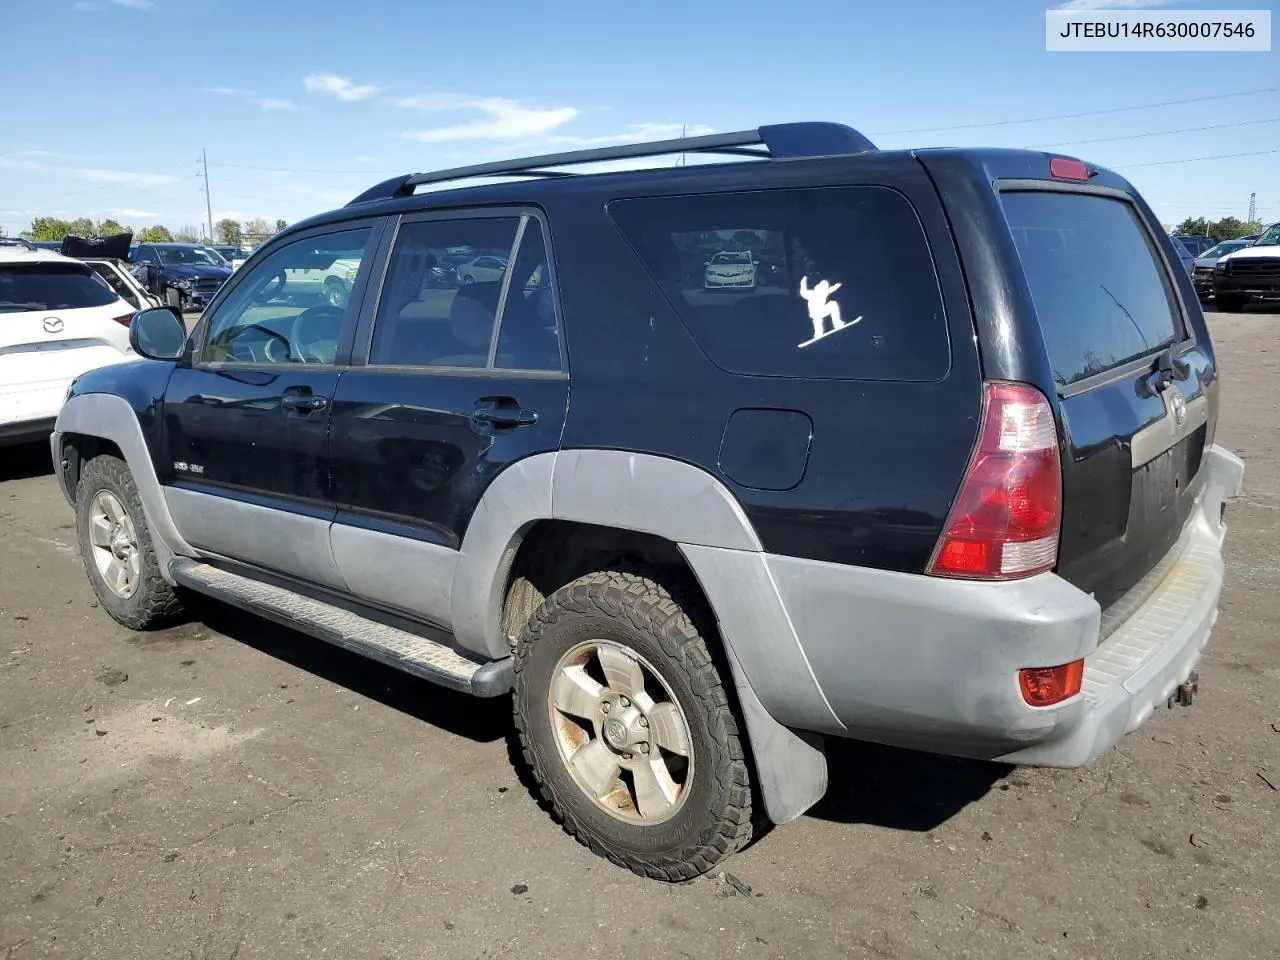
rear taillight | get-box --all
[112,313,133,327]
[928,381,1062,580]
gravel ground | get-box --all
[1,309,1277,960]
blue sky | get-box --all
[1,0,1276,238]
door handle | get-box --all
[472,404,538,428]
[281,393,328,413]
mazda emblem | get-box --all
[1170,391,1187,427]
[42,316,64,333]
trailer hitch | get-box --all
[1170,670,1199,708]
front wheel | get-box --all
[1214,294,1246,312]
[75,455,185,630]
[513,569,754,882]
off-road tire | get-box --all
[513,568,754,882]
[75,455,184,630]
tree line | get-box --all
[1175,216,1266,242]
[15,216,288,247]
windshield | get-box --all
[1254,224,1280,246]
[1201,240,1247,259]
[156,246,227,266]
[0,263,119,312]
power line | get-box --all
[1114,148,1280,169]
[209,160,378,175]
[1028,116,1280,149]
[872,85,1280,136]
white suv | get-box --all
[0,239,138,446]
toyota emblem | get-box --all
[1170,390,1187,427]
[42,316,64,333]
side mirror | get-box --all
[129,306,187,360]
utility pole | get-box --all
[1247,192,1257,224]
[200,149,214,243]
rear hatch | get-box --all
[0,262,133,395]
[998,186,1213,618]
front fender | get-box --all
[53,390,194,579]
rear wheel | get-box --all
[75,455,184,630]
[1215,294,1246,312]
[513,569,754,882]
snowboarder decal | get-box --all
[797,275,861,348]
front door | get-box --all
[327,210,568,626]
[161,222,381,588]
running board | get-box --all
[169,559,512,697]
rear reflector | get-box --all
[1019,660,1084,706]
[928,381,1062,579]
[1049,157,1089,181]
[112,313,133,327]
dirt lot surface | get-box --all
[2,311,1277,960]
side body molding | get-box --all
[454,449,830,823]
[53,393,195,580]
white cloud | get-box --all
[1055,0,1184,8]
[258,97,298,111]
[111,0,153,7]
[395,92,486,111]
[105,208,161,218]
[80,167,180,186]
[0,155,181,187]
[204,85,253,96]
[545,122,714,147]
[402,97,579,143]
[305,73,379,102]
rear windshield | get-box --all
[0,263,118,313]
[609,185,950,382]
[1001,191,1182,387]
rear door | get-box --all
[327,208,568,627]
[998,187,1212,614]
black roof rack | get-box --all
[347,121,877,206]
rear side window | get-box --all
[0,263,118,312]
[608,185,949,381]
[1000,191,1182,387]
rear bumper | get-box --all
[698,444,1244,767]
[0,381,69,439]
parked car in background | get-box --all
[280,252,362,307]
[1173,234,1215,257]
[455,253,508,285]
[1212,221,1280,311]
[1168,235,1194,275]
[129,242,233,312]
[704,250,759,289]
[1192,238,1256,299]
[58,232,163,313]
[0,238,136,446]
[210,244,248,271]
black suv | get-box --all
[52,123,1243,881]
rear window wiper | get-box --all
[0,302,49,312]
